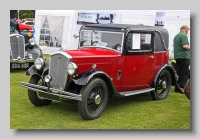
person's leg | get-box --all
[174,59,182,92]
[178,59,190,88]
[175,59,190,93]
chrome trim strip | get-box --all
[21,82,48,90]
[119,88,155,97]
[10,34,25,38]
[80,46,121,53]
[21,82,82,101]
[50,51,72,60]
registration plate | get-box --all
[11,63,29,69]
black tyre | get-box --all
[78,78,108,120]
[150,69,171,100]
[28,75,52,106]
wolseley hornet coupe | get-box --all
[21,24,178,120]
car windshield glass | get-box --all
[79,30,124,52]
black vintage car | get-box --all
[10,34,44,69]
[10,19,44,69]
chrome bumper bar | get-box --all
[21,82,82,101]
[10,59,35,63]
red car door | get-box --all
[119,32,157,91]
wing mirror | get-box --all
[73,34,79,39]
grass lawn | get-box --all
[10,54,190,129]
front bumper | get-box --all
[10,59,35,63]
[21,82,82,101]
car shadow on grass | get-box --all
[106,93,153,109]
[10,68,28,73]
[39,92,153,119]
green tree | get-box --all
[10,10,35,19]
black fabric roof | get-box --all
[83,23,169,51]
[84,24,167,32]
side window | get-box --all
[128,33,152,52]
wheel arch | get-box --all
[150,64,173,100]
[72,70,117,96]
[152,64,176,88]
[26,62,49,85]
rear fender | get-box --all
[152,64,177,87]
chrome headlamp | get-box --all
[34,58,45,70]
[44,75,52,83]
[29,38,35,46]
[28,54,32,59]
[67,62,78,75]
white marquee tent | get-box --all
[34,10,190,56]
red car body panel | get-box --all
[65,47,120,85]
[120,52,169,91]
[64,47,169,92]
[18,23,33,31]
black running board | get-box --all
[118,88,155,97]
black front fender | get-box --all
[73,70,119,96]
[26,62,49,78]
[73,70,111,85]
[25,44,43,58]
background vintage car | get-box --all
[10,34,43,69]
[22,21,35,29]
[18,23,33,31]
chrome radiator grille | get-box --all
[49,52,71,90]
[10,35,25,59]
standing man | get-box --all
[173,25,190,93]
[96,14,100,24]
[10,18,21,34]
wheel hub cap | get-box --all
[94,95,101,105]
[162,81,167,89]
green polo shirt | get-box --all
[173,31,190,59]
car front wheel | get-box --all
[78,78,108,120]
[150,69,171,100]
[28,75,52,106]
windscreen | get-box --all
[79,30,124,52]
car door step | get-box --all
[118,88,155,97]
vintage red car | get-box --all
[21,24,178,120]
[18,23,33,31]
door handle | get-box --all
[149,55,154,59]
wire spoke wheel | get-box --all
[78,78,108,120]
[151,70,171,100]
[87,85,104,115]
[156,73,168,95]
